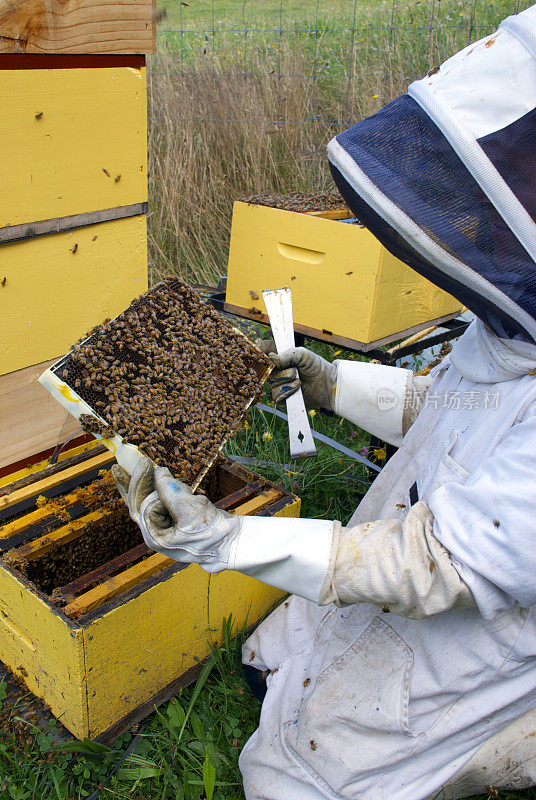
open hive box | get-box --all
[1,278,294,741]
[0,444,299,740]
[224,193,462,349]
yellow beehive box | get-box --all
[0,64,148,231]
[0,215,147,377]
[0,62,149,378]
[0,449,296,740]
[225,202,462,347]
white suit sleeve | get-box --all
[228,502,474,618]
[333,360,432,446]
[428,407,536,618]
[228,515,340,603]
[319,502,475,618]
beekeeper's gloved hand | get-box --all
[256,338,337,410]
[112,458,240,572]
[113,457,339,603]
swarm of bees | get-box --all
[58,278,272,485]
[12,468,225,604]
[238,192,348,214]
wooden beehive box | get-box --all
[225,201,462,349]
[0,0,154,471]
[0,445,297,740]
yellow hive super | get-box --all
[0,451,296,740]
[0,557,288,739]
[0,66,147,230]
[225,202,462,345]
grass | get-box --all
[0,619,261,800]
[157,0,350,31]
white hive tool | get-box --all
[262,288,317,459]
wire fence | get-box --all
[150,0,531,123]
[147,0,532,284]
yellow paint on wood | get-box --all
[0,67,147,229]
[0,452,113,511]
[226,202,461,344]
[0,489,83,539]
[0,565,87,735]
[0,456,300,739]
[0,439,102,488]
[63,553,173,618]
[83,498,301,737]
[232,488,282,515]
[274,496,301,517]
[306,209,353,219]
[0,0,156,54]
[13,511,108,561]
[0,214,148,375]
[82,561,286,738]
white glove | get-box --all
[112,457,338,599]
[113,458,240,572]
[256,339,337,410]
[111,457,154,527]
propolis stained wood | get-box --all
[0,215,148,376]
[0,65,147,230]
[225,202,462,346]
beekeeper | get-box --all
[114,6,536,799]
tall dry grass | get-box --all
[147,44,409,284]
[147,1,529,284]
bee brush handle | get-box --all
[262,288,317,459]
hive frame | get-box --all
[38,285,272,489]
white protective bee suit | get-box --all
[235,8,536,796]
[239,318,536,800]
[117,7,536,799]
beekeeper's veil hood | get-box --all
[328,5,536,342]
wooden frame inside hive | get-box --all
[0,445,299,740]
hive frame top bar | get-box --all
[38,282,272,490]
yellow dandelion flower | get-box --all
[308,409,317,417]
[262,431,273,442]
[372,94,378,99]
[244,419,251,430]
[373,447,387,461]
[334,349,342,356]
